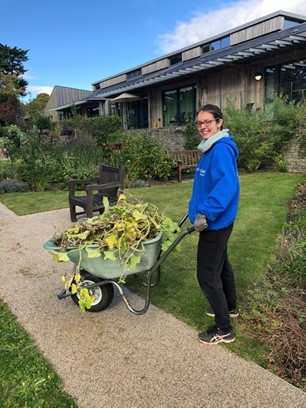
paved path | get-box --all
[0,203,305,408]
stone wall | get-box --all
[284,125,306,174]
[128,127,186,151]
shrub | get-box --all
[56,115,121,145]
[36,115,51,131]
[243,184,306,390]
[182,115,200,149]
[0,161,19,180]
[0,179,28,193]
[61,152,98,181]
[116,133,172,181]
[12,131,63,191]
[223,96,305,172]
[2,124,27,158]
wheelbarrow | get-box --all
[43,213,195,315]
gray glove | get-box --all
[194,214,208,232]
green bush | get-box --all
[36,115,51,131]
[0,179,28,193]
[0,161,19,180]
[11,132,62,191]
[182,115,200,149]
[116,133,172,181]
[224,106,267,171]
[2,124,26,158]
[223,96,305,172]
[56,115,121,145]
[61,152,98,181]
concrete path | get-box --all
[0,203,305,408]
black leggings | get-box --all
[197,224,237,330]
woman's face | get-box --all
[196,111,223,140]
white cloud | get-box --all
[22,73,40,81]
[20,86,53,103]
[27,86,53,95]
[157,0,306,53]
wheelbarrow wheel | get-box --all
[71,270,114,312]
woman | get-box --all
[188,104,240,345]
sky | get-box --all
[1,0,306,102]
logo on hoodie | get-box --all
[199,169,206,177]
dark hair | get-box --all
[196,104,223,129]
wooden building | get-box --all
[48,11,306,129]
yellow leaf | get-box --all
[64,280,71,290]
[74,272,81,283]
[103,196,109,211]
[51,251,69,263]
[75,230,90,240]
[71,283,77,294]
[61,273,67,282]
[132,209,147,220]
[67,227,80,234]
[105,234,118,250]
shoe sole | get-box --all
[205,311,239,318]
[197,336,236,345]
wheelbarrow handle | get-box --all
[178,213,195,233]
[178,212,189,228]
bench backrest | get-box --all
[168,150,201,165]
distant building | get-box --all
[44,86,92,121]
[50,10,306,129]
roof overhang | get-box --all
[53,22,306,110]
[91,23,306,99]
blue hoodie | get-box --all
[188,131,240,230]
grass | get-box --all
[0,172,304,405]
[0,300,77,408]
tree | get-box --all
[0,44,29,124]
[22,93,50,120]
[0,95,21,125]
[0,44,28,97]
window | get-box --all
[127,68,142,80]
[111,98,148,129]
[202,36,230,54]
[283,19,299,29]
[163,85,196,126]
[169,54,182,65]
[265,58,306,102]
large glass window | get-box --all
[127,97,148,129]
[163,85,196,126]
[265,58,306,102]
[110,97,148,129]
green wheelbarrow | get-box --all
[44,214,194,315]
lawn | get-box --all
[0,171,304,405]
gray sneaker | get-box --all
[205,306,239,318]
[198,325,235,345]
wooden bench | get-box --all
[68,165,125,222]
[167,149,201,182]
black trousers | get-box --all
[197,224,237,331]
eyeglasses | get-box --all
[195,119,216,127]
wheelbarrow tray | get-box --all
[43,232,162,279]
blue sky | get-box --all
[1,0,305,102]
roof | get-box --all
[91,10,306,87]
[53,12,306,111]
[88,22,306,99]
[46,85,92,110]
